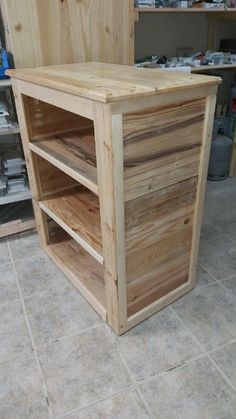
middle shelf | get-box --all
[40,186,103,265]
[30,127,98,195]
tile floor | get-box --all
[1,178,236,418]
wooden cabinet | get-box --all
[8,62,220,334]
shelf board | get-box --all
[30,128,98,195]
[0,79,11,88]
[0,186,31,206]
[0,122,20,136]
[45,231,106,320]
[40,186,103,264]
[135,7,236,13]
[192,64,236,72]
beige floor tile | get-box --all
[0,240,11,265]
[15,252,67,297]
[172,284,236,351]
[0,351,50,419]
[25,281,102,346]
[211,341,236,388]
[0,263,19,304]
[140,356,236,419]
[37,326,132,416]
[115,308,201,381]
[199,236,236,280]
[195,265,216,288]
[0,300,31,363]
[8,232,41,262]
[64,389,150,419]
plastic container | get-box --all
[0,49,9,79]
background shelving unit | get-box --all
[0,78,35,237]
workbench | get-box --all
[8,63,220,334]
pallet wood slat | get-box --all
[29,128,98,195]
[39,187,103,264]
[8,62,220,334]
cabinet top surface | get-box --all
[7,62,220,104]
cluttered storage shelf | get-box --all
[8,62,220,334]
[135,7,236,13]
[0,72,35,236]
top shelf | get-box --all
[135,7,236,12]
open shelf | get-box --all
[45,229,106,320]
[30,127,98,195]
[192,64,236,72]
[0,122,20,136]
[40,186,103,264]
[0,79,11,88]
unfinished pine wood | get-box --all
[7,63,220,104]
[1,0,134,67]
[34,155,78,198]
[29,128,98,195]
[45,229,106,319]
[23,96,93,140]
[39,186,103,264]
[94,108,127,334]
[127,253,190,317]
[10,62,220,335]
[123,99,205,201]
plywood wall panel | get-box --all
[1,0,134,68]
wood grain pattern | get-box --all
[127,253,190,316]
[10,63,219,334]
[188,95,217,289]
[94,107,127,334]
[35,155,78,198]
[40,186,103,264]
[30,129,98,195]
[45,229,106,319]
[1,0,134,68]
[7,63,221,104]
[23,95,93,140]
[124,99,205,201]
[125,177,197,253]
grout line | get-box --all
[199,262,236,283]
[199,263,236,299]
[135,352,206,387]
[7,241,55,418]
[0,297,21,309]
[55,384,135,419]
[35,323,104,349]
[107,330,154,419]
[208,338,236,356]
[0,347,35,367]
[170,306,236,394]
[138,351,206,384]
[208,355,236,394]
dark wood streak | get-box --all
[124,143,201,167]
[123,114,204,144]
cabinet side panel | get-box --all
[123,99,205,316]
[124,98,205,201]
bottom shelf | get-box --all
[45,229,106,320]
